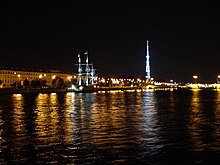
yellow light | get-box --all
[39,74,43,79]
[67,76,72,80]
[52,75,56,79]
[193,75,198,79]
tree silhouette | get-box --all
[23,79,30,87]
[52,77,65,88]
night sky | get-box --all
[1,1,219,83]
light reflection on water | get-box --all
[1,90,220,164]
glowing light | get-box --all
[193,75,198,79]
[67,76,72,80]
[193,75,198,84]
[145,40,151,78]
[100,78,105,83]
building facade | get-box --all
[0,68,74,88]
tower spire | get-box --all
[145,40,151,79]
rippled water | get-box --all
[1,89,220,164]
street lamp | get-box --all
[193,75,198,84]
[150,77,154,84]
[16,74,21,88]
[67,76,72,81]
[218,75,220,84]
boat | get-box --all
[67,51,98,93]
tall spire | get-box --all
[145,40,151,79]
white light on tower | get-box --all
[145,40,151,79]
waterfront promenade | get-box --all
[0,88,66,94]
[1,84,219,94]
[0,86,142,94]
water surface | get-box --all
[1,89,220,164]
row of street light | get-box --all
[193,75,220,84]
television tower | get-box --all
[145,40,151,79]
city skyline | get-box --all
[1,1,219,83]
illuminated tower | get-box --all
[145,40,151,79]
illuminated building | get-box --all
[0,67,73,88]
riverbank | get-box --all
[0,86,143,94]
[1,86,217,94]
[0,88,67,94]
[97,86,143,91]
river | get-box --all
[1,89,220,164]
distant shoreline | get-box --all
[1,86,219,94]
[0,86,144,94]
[0,88,67,94]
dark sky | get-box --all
[1,1,219,83]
